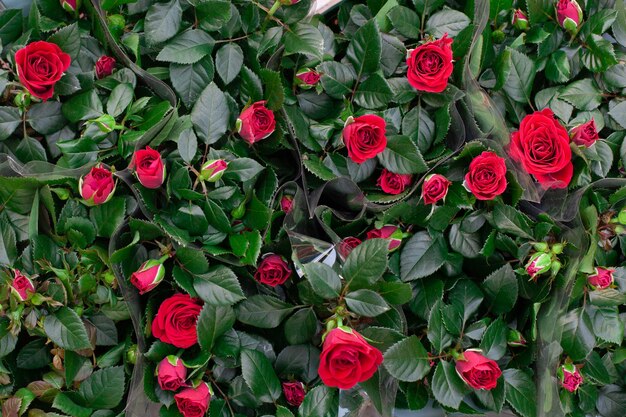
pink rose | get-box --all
[79,166,116,205]
[199,159,227,182]
[422,174,451,205]
[296,69,321,87]
[556,0,582,30]
[280,195,294,214]
[11,270,35,301]
[157,356,187,391]
[15,41,71,101]
[367,225,402,251]
[377,169,412,195]
[455,350,502,390]
[570,120,599,147]
[130,259,166,294]
[512,9,529,30]
[130,147,166,189]
[175,382,211,417]
[560,364,583,392]
[587,267,614,290]
[237,101,276,144]
[336,237,362,259]
[342,115,387,164]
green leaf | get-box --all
[241,349,282,403]
[431,360,469,409]
[609,101,626,129]
[196,0,232,31]
[298,385,338,417]
[560,79,603,111]
[106,83,133,117]
[526,0,551,24]
[78,366,125,409]
[193,266,245,306]
[0,9,22,46]
[449,280,483,323]
[343,238,388,289]
[25,102,62,134]
[383,335,430,382]
[197,304,236,351]
[260,68,285,111]
[177,128,198,164]
[581,34,618,73]
[302,262,341,299]
[89,197,125,238]
[400,231,447,281]
[489,205,533,239]
[561,307,595,361]
[0,217,17,266]
[482,264,518,314]
[0,107,23,140]
[425,8,470,38]
[503,369,536,417]
[317,61,355,99]
[53,392,92,417]
[236,295,295,328]
[171,57,215,109]
[191,82,229,144]
[428,300,453,353]
[479,317,507,360]
[582,351,611,385]
[156,30,214,64]
[0,318,17,358]
[284,308,318,345]
[16,339,49,369]
[590,306,624,344]
[448,224,482,258]
[145,0,182,45]
[387,6,421,39]
[353,73,393,109]
[503,48,535,104]
[345,289,390,317]
[43,307,91,350]
[48,23,81,59]
[409,279,444,320]
[222,158,264,182]
[597,385,626,417]
[216,43,244,85]
[62,90,103,123]
[284,23,324,60]
[346,19,382,76]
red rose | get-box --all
[15,41,71,101]
[342,114,387,164]
[11,270,35,302]
[318,328,383,389]
[512,9,529,30]
[570,119,599,147]
[282,381,305,407]
[237,101,276,144]
[464,151,507,200]
[336,237,362,259]
[254,254,292,287]
[151,294,203,348]
[80,166,116,205]
[95,55,116,79]
[130,259,166,294]
[367,225,402,251]
[587,267,614,290]
[296,69,321,86]
[509,109,573,189]
[157,355,187,391]
[560,365,583,392]
[130,146,166,189]
[377,169,412,195]
[60,0,78,13]
[406,35,453,93]
[422,174,451,205]
[556,0,582,29]
[280,195,294,214]
[455,350,502,390]
[175,382,211,417]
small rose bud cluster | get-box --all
[525,241,564,280]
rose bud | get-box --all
[107,14,126,39]
[556,0,583,31]
[507,329,527,347]
[318,328,383,389]
[279,0,300,5]
[367,225,403,251]
[95,55,116,79]
[422,174,451,205]
[157,356,187,391]
[130,147,166,189]
[464,151,508,200]
[511,9,529,31]
[151,294,203,348]
[11,270,35,302]
[237,101,276,144]
[342,114,387,164]
[406,34,453,93]
[255,254,292,287]
[570,119,599,147]
[559,363,583,393]
[377,169,412,195]
[60,0,80,13]
[175,382,211,417]
[79,165,116,205]
[126,344,138,365]
[455,350,502,390]
[15,41,71,101]
[587,267,614,290]
[525,252,552,280]
[282,381,305,407]
[280,195,294,214]
[199,159,227,182]
[295,69,321,88]
[130,258,166,294]
[336,237,362,259]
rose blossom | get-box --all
[342,114,387,164]
[337,237,362,259]
[80,165,116,205]
[560,364,583,392]
[130,259,166,294]
[422,174,451,205]
[587,267,614,290]
[95,56,116,79]
[280,195,294,214]
[406,34,453,93]
[15,41,71,101]
[157,356,187,391]
[151,294,203,348]
[296,69,321,87]
[525,253,552,280]
[282,381,305,407]
[318,328,383,389]
[237,101,276,144]
[367,225,402,251]
[556,0,583,30]
[455,350,502,390]
[255,254,292,287]
[512,9,529,30]
[199,159,227,182]
[570,120,599,147]
[463,151,507,200]
[377,169,412,195]
[11,270,35,302]
[130,147,166,189]
[60,0,79,13]
[174,382,211,417]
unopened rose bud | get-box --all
[587,267,614,290]
[157,355,187,391]
[107,14,126,39]
[295,69,321,89]
[126,344,138,365]
[130,257,166,294]
[60,0,80,13]
[280,195,294,214]
[95,56,116,79]
[532,242,549,252]
[231,202,246,219]
[556,0,583,31]
[336,236,362,259]
[14,91,31,108]
[11,270,35,302]
[491,29,505,43]
[512,9,529,30]
[551,260,562,276]
[551,243,564,255]
[526,252,552,279]
[90,114,116,133]
[199,159,227,182]
[559,363,583,392]
[282,381,305,407]
[366,225,403,251]
[618,209,626,225]
[507,329,526,347]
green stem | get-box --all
[261,0,282,30]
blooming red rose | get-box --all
[237,101,276,144]
[296,69,321,87]
[406,35,453,93]
[95,55,116,79]
[282,381,305,407]
[255,254,292,287]
[151,294,203,348]
[377,169,412,195]
[464,151,508,200]
[556,0,582,29]
[280,195,294,214]
[15,41,71,101]
[318,328,383,389]
[80,166,116,205]
[157,356,187,391]
[455,350,502,390]
[587,267,614,290]
[422,174,451,205]
[337,237,362,259]
[130,259,166,294]
[509,109,573,189]
[130,147,166,189]
[560,364,583,392]
[11,270,35,302]
[342,114,387,164]
[367,225,402,251]
[570,119,599,147]
[175,382,211,417]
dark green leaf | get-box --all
[343,238,388,289]
[156,30,214,64]
[197,304,236,351]
[302,262,341,299]
[145,0,182,45]
[503,369,536,417]
[241,349,282,403]
[193,266,245,305]
[383,335,430,382]
[78,366,125,409]
[482,264,518,314]
[191,82,229,144]
[431,360,469,408]
[400,231,447,281]
[43,307,91,350]
[236,295,295,328]
[346,19,381,76]
[216,43,244,85]
[345,289,390,317]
